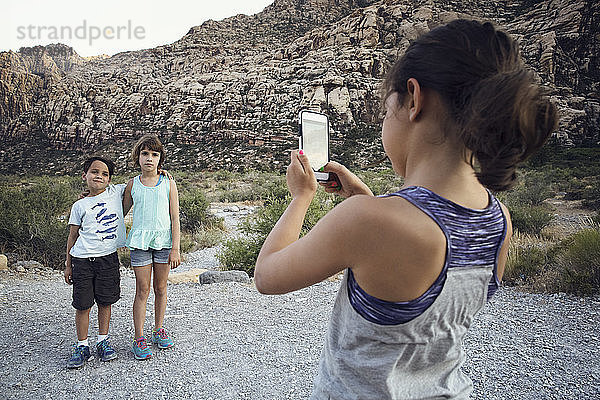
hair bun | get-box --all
[461,70,558,191]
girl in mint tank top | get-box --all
[254,20,558,399]
[123,134,181,360]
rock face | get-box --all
[0,0,598,174]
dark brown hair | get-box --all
[383,19,558,191]
[131,134,166,171]
[83,156,115,178]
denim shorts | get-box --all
[130,248,171,267]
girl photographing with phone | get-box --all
[254,19,557,399]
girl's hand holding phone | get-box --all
[319,161,374,198]
[287,150,317,200]
[168,249,181,269]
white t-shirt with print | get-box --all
[68,183,127,258]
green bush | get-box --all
[217,191,339,276]
[555,228,600,295]
[214,173,288,203]
[356,169,403,196]
[179,187,216,232]
[499,170,555,207]
[0,177,80,268]
[508,205,554,235]
[581,178,600,210]
[504,244,549,285]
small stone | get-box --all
[198,270,251,284]
[0,254,7,271]
[16,265,26,273]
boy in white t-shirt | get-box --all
[64,157,126,368]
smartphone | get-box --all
[299,110,330,181]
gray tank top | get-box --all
[310,187,505,399]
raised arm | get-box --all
[254,151,370,294]
[122,179,134,216]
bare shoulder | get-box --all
[328,194,444,253]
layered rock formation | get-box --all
[0,0,598,174]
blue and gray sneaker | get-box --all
[96,338,117,362]
[67,345,91,369]
[152,327,174,349]
[132,337,152,360]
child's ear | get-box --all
[82,172,87,181]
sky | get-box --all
[1,0,274,57]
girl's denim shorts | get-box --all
[130,248,171,267]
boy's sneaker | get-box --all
[67,345,91,369]
[152,327,174,349]
[132,337,152,360]
[96,338,117,362]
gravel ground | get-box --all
[0,205,599,399]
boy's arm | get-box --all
[64,225,80,285]
[122,179,134,216]
[168,179,181,269]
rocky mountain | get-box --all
[0,0,598,174]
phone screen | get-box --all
[302,117,328,171]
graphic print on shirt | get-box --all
[92,202,118,241]
[91,202,106,210]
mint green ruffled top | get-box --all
[126,175,172,250]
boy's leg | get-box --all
[93,252,120,362]
[93,252,121,336]
[68,257,94,369]
[75,308,91,341]
[97,304,111,335]
[133,264,152,339]
[71,256,95,341]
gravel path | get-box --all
[0,205,599,399]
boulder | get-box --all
[198,270,251,285]
[0,254,7,271]
[167,268,208,284]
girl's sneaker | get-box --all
[152,327,174,349]
[131,337,152,360]
[67,344,91,369]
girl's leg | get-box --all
[152,262,170,330]
[133,264,152,338]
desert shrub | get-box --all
[180,228,224,253]
[217,191,339,276]
[504,230,552,285]
[508,205,554,235]
[179,187,221,231]
[356,169,403,196]
[499,170,555,207]
[215,173,288,203]
[117,248,131,268]
[554,228,600,296]
[505,245,548,285]
[0,177,80,268]
[581,177,600,210]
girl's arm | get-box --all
[168,179,181,269]
[122,179,134,216]
[64,225,80,285]
[254,151,371,294]
[496,202,513,282]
